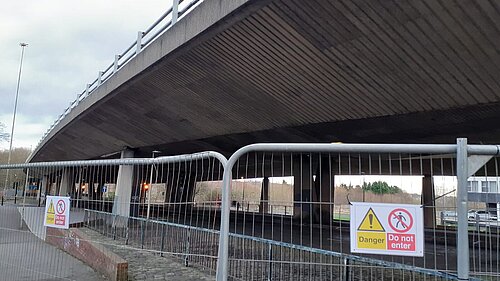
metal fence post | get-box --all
[136,31,143,54]
[172,0,179,24]
[141,220,145,249]
[343,258,350,281]
[85,84,90,98]
[20,168,29,229]
[113,214,117,240]
[267,243,272,281]
[160,224,166,257]
[113,55,120,73]
[184,229,190,267]
[98,71,103,86]
[456,138,469,280]
[126,223,130,245]
[216,162,232,281]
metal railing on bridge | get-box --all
[36,0,204,150]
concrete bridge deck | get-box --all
[30,0,500,162]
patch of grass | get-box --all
[333,213,350,221]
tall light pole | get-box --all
[146,150,160,219]
[4,43,28,194]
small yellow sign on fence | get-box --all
[350,202,424,257]
[45,201,55,224]
[44,196,70,229]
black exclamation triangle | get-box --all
[369,213,373,228]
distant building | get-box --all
[468,177,499,193]
[467,177,500,215]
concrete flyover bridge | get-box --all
[29,0,500,162]
[20,2,500,279]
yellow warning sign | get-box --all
[47,201,55,214]
[45,200,55,225]
[357,208,385,232]
[357,232,386,249]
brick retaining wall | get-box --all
[46,227,128,281]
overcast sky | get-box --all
[0,0,174,150]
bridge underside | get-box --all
[32,0,500,161]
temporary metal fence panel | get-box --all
[3,140,500,280]
[466,146,500,280]
[0,151,227,280]
[216,140,500,281]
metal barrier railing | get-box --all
[35,0,203,150]
[84,209,220,272]
[2,139,500,280]
[227,233,464,281]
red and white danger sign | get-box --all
[350,202,423,257]
[44,196,70,229]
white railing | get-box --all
[35,0,203,149]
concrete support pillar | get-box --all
[168,171,185,204]
[74,168,83,209]
[41,175,49,197]
[293,155,314,221]
[59,168,73,196]
[178,172,197,213]
[37,175,49,207]
[313,158,333,224]
[259,177,269,214]
[422,174,436,228]
[188,177,198,205]
[112,148,134,218]
[180,173,197,203]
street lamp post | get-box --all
[3,43,28,196]
[146,150,160,219]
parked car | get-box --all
[441,210,457,218]
[468,210,498,221]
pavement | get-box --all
[0,205,106,281]
[80,227,215,281]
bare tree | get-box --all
[0,147,32,190]
[0,122,9,143]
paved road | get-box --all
[0,206,106,281]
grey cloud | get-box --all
[0,0,170,148]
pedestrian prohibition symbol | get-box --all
[388,208,413,233]
[350,202,423,257]
[44,196,70,229]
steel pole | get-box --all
[20,168,29,228]
[4,43,28,194]
[216,164,232,281]
[456,138,469,280]
[146,151,160,219]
